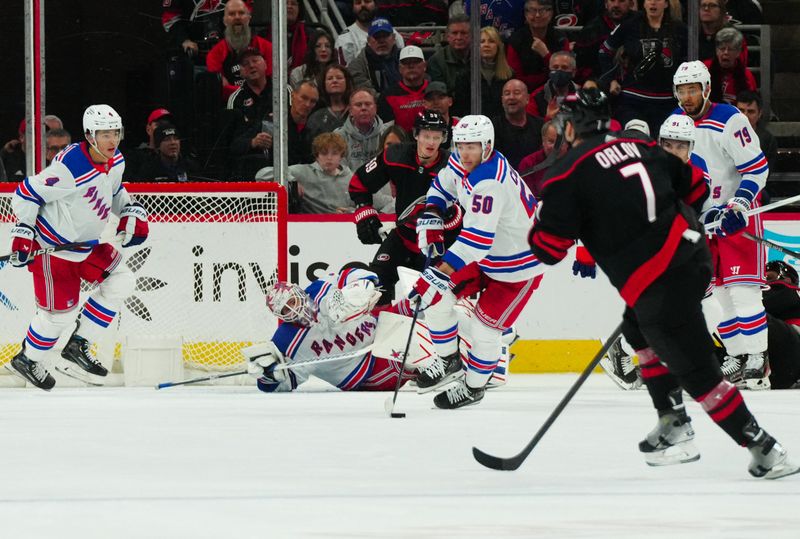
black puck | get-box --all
[390,412,406,418]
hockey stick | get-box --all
[155,345,377,389]
[743,232,800,261]
[472,322,624,470]
[384,248,433,419]
[0,240,99,263]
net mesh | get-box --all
[0,183,286,374]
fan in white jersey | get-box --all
[673,61,771,390]
[409,115,545,409]
[6,105,148,390]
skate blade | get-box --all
[740,377,771,391]
[4,362,52,390]
[644,442,701,467]
[55,364,105,387]
[416,371,464,394]
[763,462,800,480]
[599,357,642,391]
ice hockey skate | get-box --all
[6,346,56,391]
[639,410,701,466]
[57,331,108,384]
[740,352,771,391]
[433,379,485,409]
[720,354,745,384]
[743,419,800,479]
[600,337,643,390]
[415,351,463,394]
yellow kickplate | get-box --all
[510,340,606,373]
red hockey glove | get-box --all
[9,223,35,267]
[354,204,383,245]
[572,246,596,279]
[416,205,445,256]
[116,203,149,248]
[409,266,453,311]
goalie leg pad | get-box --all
[372,311,436,370]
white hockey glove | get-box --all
[327,279,382,324]
[243,342,288,384]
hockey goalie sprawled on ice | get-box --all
[244,267,512,396]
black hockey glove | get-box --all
[354,204,383,245]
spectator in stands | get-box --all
[377,45,429,133]
[599,0,687,135]
[698,0,749,65]
[518,120,563,197]
[526,50,580,120]
[44,115,64,131]
[230,80,319,177]
[1,119,26,182]
[376,0,448,27]
[506,0,570,93]
[463,0,526,41]
[162,0,246,58]
[227,48,273,125]
[552,0,602,27]
[492,79,544,169]
[45,128,71,165]
[422,81,458,150]
[427,14,471,98]
[206,0,273,99]
[136,124,200,182]
[348,18,402,96]
[452,26,514,119]
[336,0,404,66]
[705,27,757,105]
[290,30,337,89]
[726,0,763,24]
[124,108,174,180]
[287,133,356,213]
[736,90,778,173]
[379,124,410,149]
[284,0,311,70]
[574,0,634,83]
[307,65,354,142]
[334,88,387,171]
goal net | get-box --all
[0,182,287,383]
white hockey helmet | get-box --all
[266,282,318,327]
[673,61,711,106]
[659,114,696,154]
[452,115,495,163]
[83,104,124,142]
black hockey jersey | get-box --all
[530,133,708,307]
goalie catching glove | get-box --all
[326,279,382,324]
[116,202,149,248]
[243,342,290,391]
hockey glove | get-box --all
[354,204,383,245]
[718,197,750,237]
[243,342,288,385]
[416,205,445,256]
[116,203,149,248]
[572,246,596,279]
[9,223,35,268]
[409,266,454,311]
[327,279,382,324]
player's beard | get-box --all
[226,24,252,52]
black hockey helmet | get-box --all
[766,260,799,285]
[554,87,612,137]
[413,110,449,141]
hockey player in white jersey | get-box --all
[673,61,771,389]
[410,115,544,409]
[7,105,148,390]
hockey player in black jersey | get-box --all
[529,88,798,479]
[349,111,460,303]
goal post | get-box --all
[0,182,287,383]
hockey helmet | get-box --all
[413,110,449,142]
[766,260,799,286]
[659,114,696,154]
[673,61,711,107]
[83,104,124,142]
[553,87,611,137]
[452,115,495,163]
[266,282,319,326]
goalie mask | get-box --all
[266,282,319,326]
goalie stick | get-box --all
[472,322,624,470]
[0,239,99,263]
[156,345,376,389]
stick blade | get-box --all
[384,395,406,418]
[472,446,523,471]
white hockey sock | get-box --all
[728,285,768,355]
[24,309,78,362]
[464,317,503,388]
[77,263,134,342]
[422,292,459,358]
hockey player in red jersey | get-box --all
[529,88,797,479]
[7,105,148,390]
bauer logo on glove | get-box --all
[116,202,149,248]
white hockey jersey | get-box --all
[262,268,398,392]
[427,150,544,283]
[12,142,131,262]
[678,103,768,210]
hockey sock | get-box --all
[77,264,135,342]
[423,293,459,358]
[715,286,767,356]
[464,318,503,388]
[637,347,681,411]
[77,296,119,342]
[692,378,754,446]
[24,310,78,362]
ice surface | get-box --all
[1,374,798,538]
